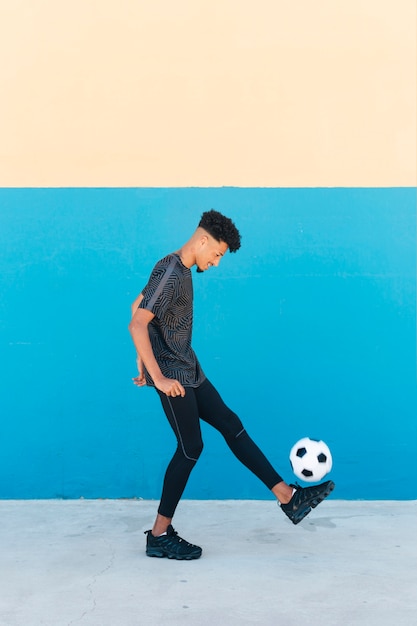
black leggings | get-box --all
[156,378,283,518]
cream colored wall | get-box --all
[0,0,415,187]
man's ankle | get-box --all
[152,515,172,537]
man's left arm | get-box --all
[131,293,145,386]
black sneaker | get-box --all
[145,525,202,560]
[280,480,335,525]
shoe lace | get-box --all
[169,527,188,544]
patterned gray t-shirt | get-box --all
[139,253,206,388]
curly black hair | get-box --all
[198,209,241,253]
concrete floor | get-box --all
[0,499,416,626]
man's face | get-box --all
[196,236,229,273]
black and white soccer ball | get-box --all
[289,437,333,482]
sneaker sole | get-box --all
[146,548,202,560]
[310,480,335,508]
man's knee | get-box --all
[183,440,204,462]
[222,410,245,440]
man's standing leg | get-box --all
[145,389,203,559]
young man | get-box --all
[129,210,334,560]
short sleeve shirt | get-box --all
[139,253,206,388]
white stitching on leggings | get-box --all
[166,397,199,462]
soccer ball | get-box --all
[289,437,333,483]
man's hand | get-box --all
[132,372,147,387]
[132,355,146,387]
[155,376,186,398]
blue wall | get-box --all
[1,188,416,500]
